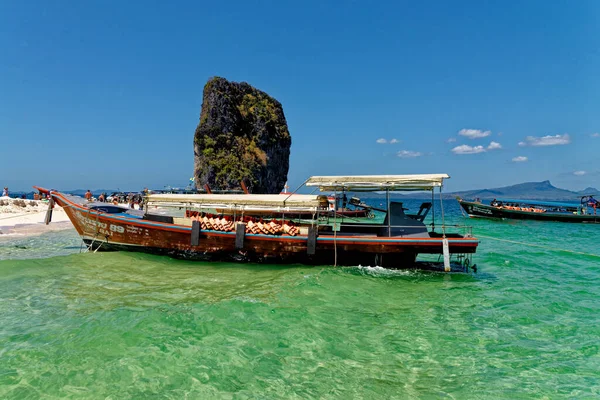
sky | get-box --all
[1,0,599,193]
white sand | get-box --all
[0,197,74,236]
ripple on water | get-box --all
[0,203,600,398]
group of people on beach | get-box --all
[1,187,26,199]
[85,190,144,209]
[2,187,52,200]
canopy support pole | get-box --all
[439,185,450,272]
[439,186,446,238]
[386,188,391,237]
[333,187,338,266]
[431,189,435,232]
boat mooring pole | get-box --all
[442,238,450,272]
[44,197,54,225]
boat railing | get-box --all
[321,220,474,237]
[145,201,476,237]
[448,224,473,237]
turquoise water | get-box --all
[1,201,599,399]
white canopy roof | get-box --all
[146,193,327,210]
[305,174,450,191]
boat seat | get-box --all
[144,214,174,224]
[407,202,432,222]
[378,201,429,237]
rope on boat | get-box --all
[93,237,107,253]
[475,233,600,258]
[38,196,97,253]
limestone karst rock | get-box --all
[193,77,291,194]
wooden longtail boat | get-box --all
[457,196,600,223]
[36,174,479,271]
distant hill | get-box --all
[577,187,599,195]
[378,180,598,201]
[450,180,599,201]
[18,182,599,202]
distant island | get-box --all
[13,180,597,203]
[406,180,599,201]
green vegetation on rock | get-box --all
[193,77,291,193]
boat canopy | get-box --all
[146,193,327,210]
[305,174,450,191]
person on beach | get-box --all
[2,187,8,197]
[85,190,93,201]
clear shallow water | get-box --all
[1,201,599,399]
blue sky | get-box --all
[1,1,599,192]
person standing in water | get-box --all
[2,187,8,197]
[85,190,93,201]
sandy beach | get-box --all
[0,197,73,236]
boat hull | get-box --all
[458,199,600,223]
[47,190,479,268]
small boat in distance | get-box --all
[37,174,479,271]
[457,195,600,223]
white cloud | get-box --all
[452,141,501,155]
[452,144,486,155]
[573,170,586,176]
[519,134,570,146]
[487,141,502,150]
[377,138,400,144]
[512,156,528,162]
[591,133,600,138]
[397,150,423,158]
[458,128,491,139]
[446,137,457,143]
